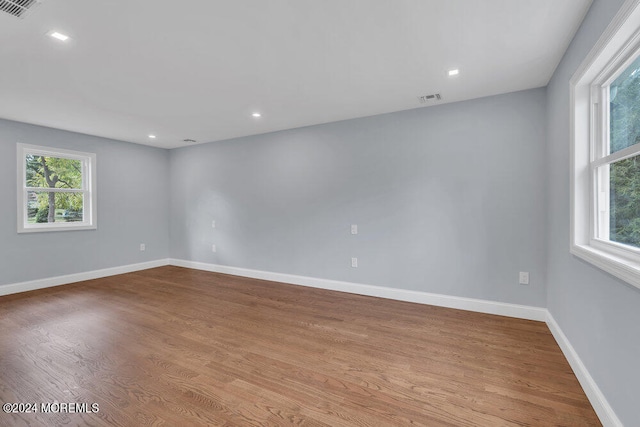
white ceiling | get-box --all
[0,0,592,149]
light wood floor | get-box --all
[0,266,600,426]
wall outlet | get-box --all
[139,243,146,252]
[519,271,529,285]
[351,257,358,268]
[212,220,216,229]
[212,245,217,253]
[351,224,358,235]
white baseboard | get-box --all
[170,259,621,426]
[0,258,620,426]
[546,313,622,427]
[169,259,548,321]
[0,259,170,297]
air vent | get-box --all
[183,139,197,144]
[418,93,442,104]
[0,0,41,18]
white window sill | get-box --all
[571,243,640,290]
[18,224,97,233]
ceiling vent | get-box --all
[182,139,197,144]
[0,0,41,18]
[418,93,442,104]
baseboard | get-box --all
[169,259,548,322]
[0,258,619,425]
[0,259,171,297]
[546,313,622,427]
[171,259,621,425]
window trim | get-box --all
[17,143,97,233]
[570,0,640,290]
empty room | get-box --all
[1,0,639,425]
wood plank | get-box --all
[0,266,601,426]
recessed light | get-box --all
[50,31,70,42]
[252,112,261,118]
[148,134,157,139]
[448,69,460,77]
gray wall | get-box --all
[170,88,548,307]
[0,119,171,286]
[546,0,640,424]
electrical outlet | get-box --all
[519,272,529,285]
[139,243,146,252]
[212,220,216,229]
[351,257,358,268]
[212,245,217,253]
[351,224,358,235]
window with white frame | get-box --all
[571,0,640,289]
[17,143,97,233]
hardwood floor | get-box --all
[0,266,600,426]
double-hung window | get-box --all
[17,143,97,233]
[593,55,640,250]
[571,0,640,289]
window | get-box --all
[17,143,97,233]
[571,0,640,289]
